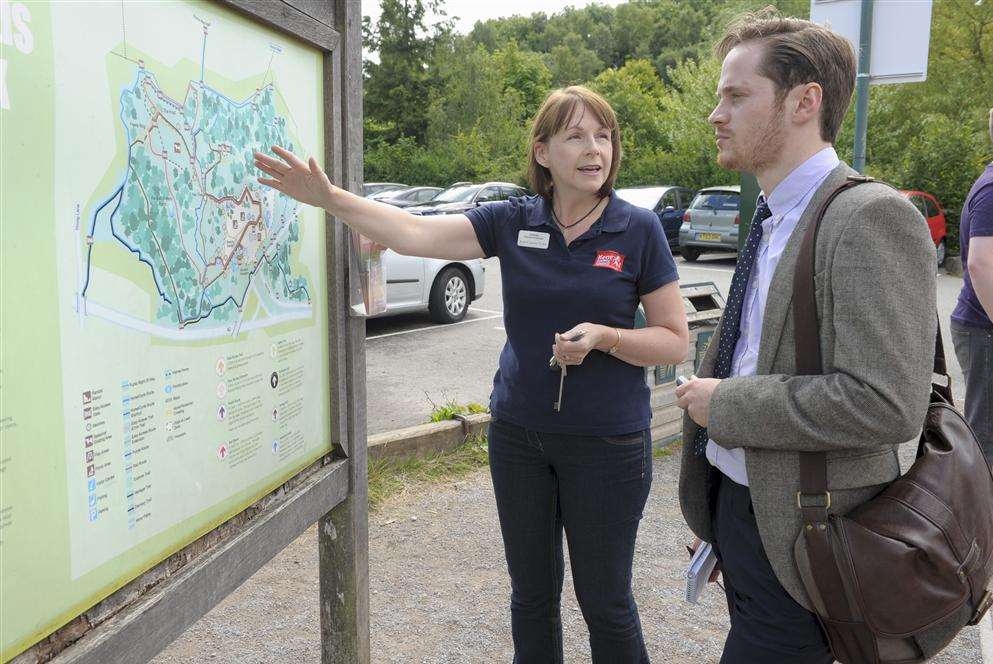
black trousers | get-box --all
[710,471,834,664]
[488,419,652,664]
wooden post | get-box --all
[320,1,369,663]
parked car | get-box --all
[678,186,741,261]
[367,187,412,201]
[362,182,408,197]
[615,186,696,252]
[376,186,443,208]
[406,182,529,216]
[901,190,948,266]
[376,248,486,323]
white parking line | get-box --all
[367,314,504,340]
[469,307,504,315]
[981,612,992,664]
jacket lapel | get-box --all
[756,162,856,374]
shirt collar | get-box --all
[765,147,840,220]
[530,191,631,233]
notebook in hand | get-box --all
[684,541,718,604]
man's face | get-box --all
[709,43,788,173]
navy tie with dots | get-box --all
[692,197,773,456]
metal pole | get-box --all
[852,0,874,174]
[738,172,760,252]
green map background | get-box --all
[0,2,330,660]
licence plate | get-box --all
[696,232,721,241]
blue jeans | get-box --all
[487,418,652,664]
[952,321,993,467]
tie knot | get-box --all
[754,197,772,224]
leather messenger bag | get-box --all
[790,176,993,664]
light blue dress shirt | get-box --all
[707,147,840,486]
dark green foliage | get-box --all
[364,0,993,251]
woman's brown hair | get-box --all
[527,86,622,200]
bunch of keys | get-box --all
[549,330,586,412]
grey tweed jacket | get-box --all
[678,162,938,610]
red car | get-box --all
[901,190,948,266]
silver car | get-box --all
[375,249,486,324]
[678,186,741,261]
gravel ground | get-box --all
[154,441,982,663]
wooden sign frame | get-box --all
[15,2,370,663]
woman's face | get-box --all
[535,104,612,198]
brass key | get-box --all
[553,363,567,412]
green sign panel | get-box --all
[0,2,329,659]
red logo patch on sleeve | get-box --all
[593,250,625,272]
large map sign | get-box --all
[0,1,330,659]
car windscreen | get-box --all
[431,185,482,204]
[370,189,405,200]
[690,192,739,210]
[392,188,429,202]
[366,184,402,196]
[615,189,663,211]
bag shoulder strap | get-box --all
[791,175,949,622]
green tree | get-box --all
[591,59,668,162]
[546,33,604,87]
[493,41,553,118]
[364,0,453,143]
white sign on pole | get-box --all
[810,0,933,85]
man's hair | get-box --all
[527,86,621,200]
[715,7,856,144]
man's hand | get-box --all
[675,377,721,427]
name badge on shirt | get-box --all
[517,230,550,249]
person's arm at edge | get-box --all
[255,146,485,261]
[970,236,993,319]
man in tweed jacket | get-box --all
[675,12,936,663]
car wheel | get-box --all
[429,267,469,323]
[936,239,947,267]
[681,247,701,262]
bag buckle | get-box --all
[969,588,993,626]
[796,491,831,509]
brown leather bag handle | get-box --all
[790,175,950,624]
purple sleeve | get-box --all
[967,184,993,237]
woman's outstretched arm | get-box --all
[255,146,485,260]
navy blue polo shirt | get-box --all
[466,192,678,435]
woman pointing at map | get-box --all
[255,85,687,663]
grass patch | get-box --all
[368,433,489,511]
[367,436,682,511]
[427,398,488,423]
[654,438,682,458]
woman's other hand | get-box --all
[552,324,608,367]
[254,145,334,209]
